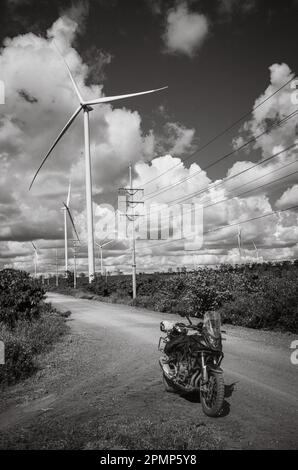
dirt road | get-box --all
[0,292,297,449]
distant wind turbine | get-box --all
[237,225,242,261]
[252,241,259,261]
[29,42,167,282]
[61,180,71,274]
[95,239,114,276]
[62,200,80,246]
[31,242,38,277]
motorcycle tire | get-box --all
[200,371,225,417]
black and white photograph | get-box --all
[0,0,297,456]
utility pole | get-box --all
[63,205,68,276]
[119,165,143,300]
[71,239,80,289]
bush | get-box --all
[50,262,298,332]
[0,269,45,328]
[0,303,68,387]
[220,270,298,332]
[0,326,35,385]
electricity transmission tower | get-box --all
[119,164,143,300]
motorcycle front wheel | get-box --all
[200,371,225,417]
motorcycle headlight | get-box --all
[208,334,221,349]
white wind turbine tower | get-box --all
[62,180,71,275]
[31,242,38,278]
[95,239,114,276]
[29,43,167,282]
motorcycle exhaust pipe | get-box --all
[190,370,201,388]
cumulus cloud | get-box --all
[241,63,297,157]
[0,12,162,272]
[155,122,195,156]
[163,2,209,57]
[276,185,298,209]
[1,10,297,273]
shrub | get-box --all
[0,269,45,328]
[0,325,35,385]
[220,270,298,332]
[0,304,68,387]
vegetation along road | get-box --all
[0,292,297,450]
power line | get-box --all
[137,204,298,250]
[143,109,298,201]
[141,76,296,189]
[137,143,297,221]
[203,168,298,211]
[135,144,297,232]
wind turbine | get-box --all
[237,225,242,261]
[95,239,114,276]
[252,241,259,261]
[62,180,71,275]
[31,242,38,278]
[62,200,80,245]
[29,43,167,282]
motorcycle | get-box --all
[158,311,225,417]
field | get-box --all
[49,261,298,333]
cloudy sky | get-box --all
[0,0,297,275]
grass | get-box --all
[0,303,69,388]
[91,417,222,450]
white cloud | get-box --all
[0,14,156,247]
[244,63,297,157]
[276,184,298,209]
[0,11,297,273]
[156,122,195,156]
[163,2,209,57]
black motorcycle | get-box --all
[158,311,225,417]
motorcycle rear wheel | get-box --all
[200,372,225,417]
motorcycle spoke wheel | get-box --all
[200,372,225,417]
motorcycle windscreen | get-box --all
[203,311,221,338]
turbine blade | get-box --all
[31,242,37,252]
[102,239,114,248]
[63,202,80,243]
[84,86,168,106]
[66,179,71,207]
[29,106,82,190]
[53,41,84,103]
